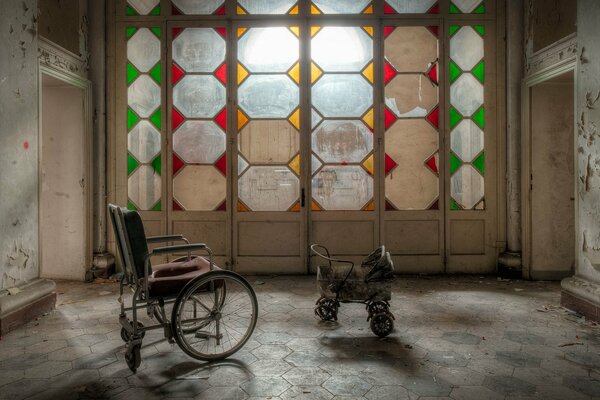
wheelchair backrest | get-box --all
[107,204,149,281]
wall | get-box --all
[528,0,576,53]
[38,0,82,56]
[576,0,600,285]
[0,0,39,289]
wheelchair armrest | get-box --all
[151,243,209,255]
[146,234,188,244]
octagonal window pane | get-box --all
[238,166,299,211]
[173,121,226,164]
[172,0,224,14]
[312,165,373,210]
[451,165,484,209]
[239,120,299,164]
[238,28,299,73]
[128,75,161,118]
[128,28,161,73]
[128,120,161,163]
[312,74,372,118]
[128,0,159,15]
[312,120,373,163]
[451,120,483,162]
[311,27,372,72]
[129,165,161,210]
[173,75,226,118]
[450,26,484,71]
[238,75,299,118]
[172,28,225,73]
[173,165,226,210]
[453,0,482,13]
[385,27,438,73]
[386,0,437,13]
[312,0,370,13]
[451,74,483,117]
[385,74,438,118]
[238,0,297,14]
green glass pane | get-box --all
[151,200,162,211]
[127,108,140,130]
[151,155,161,175]
[127,153,140,175]
[450,198,461,210]
[449,25,460,37]
[127,200,138,211]
[149,63,161,84]
[474,3,485,14]
[150,27,161,38]
[450,60,462,83]
[472,152,485,175]
[472,106,485,129]
[126,27,138,39]
[449,3,460,14]
[150,108,161,130]
[450,106,462,129]
[126,5,138,16]
[150,5,160,16]
[474,25,485,37]
[450,152,463,175]
[472,60,485,83]
[127,62,140,86]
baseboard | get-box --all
[530,270,573,281]
[561,290,599,322]
[561,276,600,322]
[0,292,57,336]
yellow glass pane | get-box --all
[362,200,375,211]
[311,200,323,211]
[289,26,300,37]
[237,27,247,38]
[288,4,299,14]
[362,4,373,14]
[362,62,374,83]
[288,107,301,129]
[289,201,301,211]
[362,26,374,37]
[288,62,300,84]
[237,200,250,212]
[238,63,249,84]
[310,26,321,37]
[237,109,249,131]
[311,62,323,84]
[237,5,247,14]
[288,153,300,175]
[311,4,322,14]
[362,108,374,130]
[362,154,374,175]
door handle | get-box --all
[301,188,305,207]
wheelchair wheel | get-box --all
[125,343,141,373]
[120,321,145,342]
[171,270,258,361]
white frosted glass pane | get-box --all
[312,0,370,14]
[385,74,438,118]
[238,166,299,211]
[312,74,372,118]
[173,165,226,210]
[453,0,481,13]
[128,28,160,73]
[173,75,226,118]
[451,120,483,162]
[239,120,299,164]
[312,165,373,210]
[238,0,297,14]
[451,74,483,117]
[312,108,323,129]
[238,28,299,73]
[312,155,323,174]
[128,0,159,14]
[312,27,372,72]
[450,26,484,71]
[172,0,223,14]
[173,121,225,164]
[172,29,225,73]
[129,165,161,210]
[238,156,249,176]
[386,0,436,13]
[128,75,161,118]
[451,165,484,209]
[128,121,161,163]
[238,75,299,118]
[312,120,373,163]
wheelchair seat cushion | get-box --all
[147,256,219,298]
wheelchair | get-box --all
[108,204,258,372]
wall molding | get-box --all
[38,37,88,79]
[526,33,577,77]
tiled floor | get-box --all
[0,276,599,400]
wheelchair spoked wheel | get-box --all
[171,270,258,361]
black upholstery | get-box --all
[122,209,150,279]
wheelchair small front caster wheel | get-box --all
[125,343,141,373]
[121,321,145,342]
[370,312,394,337]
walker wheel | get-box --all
[370,312,394,337]
[125,343,141,373]
[120,321,145,342]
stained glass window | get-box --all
[237,0,299,14]
[171,27,227,211]
[450,0,485,14]
[311,0,372,14]
[126,27,162,211]
[384,26,439,211]
[127,0,160,16]
[449,25,485,210]
[384,0,438,14]
[171,0,225,15]
[237,27,301,212]
[311,26,374,211]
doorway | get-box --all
[524,69,576,280]
[40,71,92,280]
